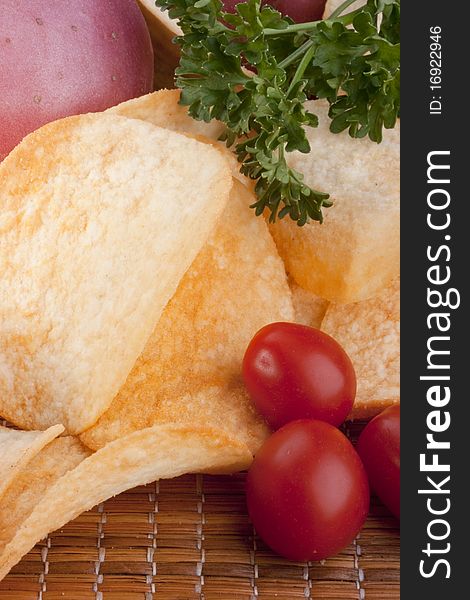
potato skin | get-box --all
[0,0,154,160]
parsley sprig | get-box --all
[155,0,400,225]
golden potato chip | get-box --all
[108,89,225,141]
[323,0,365,19]
[0,113,231,434]
[0,424,251,581]
[108,90,245,183]
[321,278,400,418]
[269,99,399,303]
[0,437,90,557]
[289,277,329,329]
[80,181,293,453]
[0,424,63,501]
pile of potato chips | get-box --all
[0,90,399,579]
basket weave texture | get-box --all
[0,422,399,599]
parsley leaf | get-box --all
[155,0,400,225]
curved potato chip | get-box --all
[81,181,293,453]
[108,89,225,141]
[0,437,90,555]
[321,278,400,418]
[0,424,251,581]
[323,0,365,19]
[289,278,329,329]
[108,90,244,182]
[269,99,399,303]
[0,113,231,434]
[0,424,64,501]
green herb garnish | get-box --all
[154,0,400,225]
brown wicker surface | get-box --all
[0,422,399,599]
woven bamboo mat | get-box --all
[0,422,399,599]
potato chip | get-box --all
[0,424,251,581]
[80,181,293,453]
[0,424,63,501]
[0,113,231,434]
[108,90,244,182]
[269,99,399,303]
[289,277,329,329]
[321,278,400,418]
[323,0,365,19]
[108,89,225,141]
[0,437,90,556]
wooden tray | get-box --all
[0,422,399,599]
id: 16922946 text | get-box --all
[429,26,443,115]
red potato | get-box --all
[222,1,327,22]
[266,0,326,23]
[0,0,154,160]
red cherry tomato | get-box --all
[357,405,400,519]
[246,420,370,561]
[242,322,356,429]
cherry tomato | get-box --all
[222,0,327,23]
[246,420,370,561]
[242,322,356,429]
[357,405,400,519]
